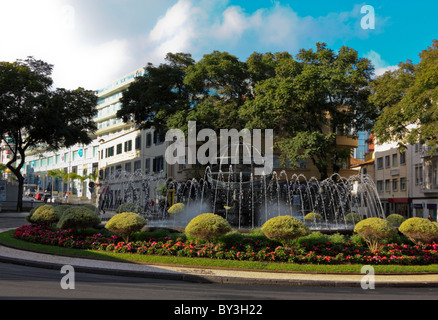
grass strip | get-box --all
[2,230,438,274]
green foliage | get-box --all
[399,218,438,246]
[82,204,97,212]
[372,40,438,150]
[304,212,323,222]
[30,204,57,225]
[261,215,310,243]
[354,218,397,252]
[116,202,142,214]
[0,57,97,211]
[386,214,406,227]
[57,206,101,231]
[53,204,72,220]
[185,213,232,241]
[26,203,46,223]
[345,212,362,223]
[105,212,147,243]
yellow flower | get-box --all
[224,206,231,210]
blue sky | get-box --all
[0,0,436,90]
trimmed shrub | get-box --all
[116,202,142,214]
[57,206,101,231]
[354,218,397,252]
[304,212,323,222]
[82,204,97,212]
[185,213,232,241]
[399,217,438,246]
[345,212,362,223]
[54,204,72,220]
[26,203,46,223]
[168,203,185,215]
[105,212,147,242]
[30,204,57,225]
[386,214,406,227]
[262,215,310,243]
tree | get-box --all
[242,43,376,179]
[0,57,97,211]
[372,40,438,150]
[116,53,195,138]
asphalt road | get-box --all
[2,261,438,301]
[1,213,438,303]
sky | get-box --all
[0,0,436,90]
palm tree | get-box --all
[47,169,65,198]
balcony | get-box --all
[336,135,359,148]
[420,183,438,193]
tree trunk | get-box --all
[16,174,24,212]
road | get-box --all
[1,213,438,303]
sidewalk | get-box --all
[1,213,438,287]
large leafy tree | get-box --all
[241,43,376,179]
[0,57,97,211]
[372,40,438,150]
[116,53,195,137]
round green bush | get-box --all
[399,217,438,246]
[386,214,406,227]
[26,203,46,223]
[57,206,101,231]
[354,218,397,251]
[30,204,57,225]
[345,212,362,223]
[105,212,147,242]
[116,202,142,214]
[304,212,323,222]
[185,213,232,241]
[262,215,310,243]
[54,204,72,220]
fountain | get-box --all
[97,143,384,232]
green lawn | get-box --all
[2,230,438,274]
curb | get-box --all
[2,246,438,288]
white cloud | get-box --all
[365,50,398,77]
[142,0,386,65]
[0,0,133,90]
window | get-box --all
[415,164,423,185]
[135,136,142,150]
[154,131,163,145]
[153,156,164,173]
[392,154,398,167]
[392,179,398,192]
[385,155,390,168]
[125,162,131,173]
[105,147,114,158]
[400,177,407,191]
[377,180,383,193]
[124,140,132,152]
[146,133,152,148]
[385,179,391,192]
[134,160,141,172]
[377,157,383,169]
[400,151,406,165]
[145,158,151,173]
[116,143,123,155]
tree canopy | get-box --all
[116,43,377,179]
[372,40,438,151]
[0,57,97,211]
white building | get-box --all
[23,67,169,205]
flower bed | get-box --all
[12,224,438,265]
